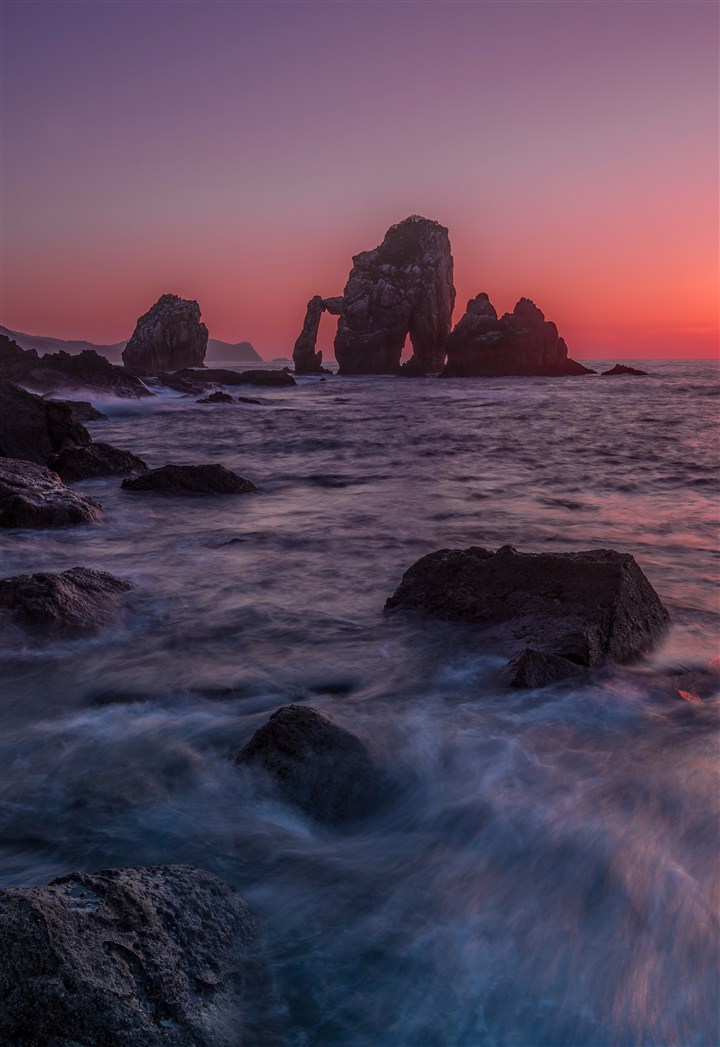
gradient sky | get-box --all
[1,0,718,358]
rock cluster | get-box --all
[0,865,264,1047]
[122,294,208,373]
[335,216,455,374]
[386,545,670,685]
[0,458,102,528]
[0,380,90,464]
[441,295,594,377]
[122,463,257,495]
[0,566,133,636]
[237,704,393,824]
[1,334,151,398]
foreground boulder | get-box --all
[0,864,263,1047]
[386,545,670,675]
[46,397,108,421]
[441,295,594,377]
[335,215,455,374]
[122,294,208,373]
[0,380,90,464]
[0,458,102,528]
[122,463,256,495]
[1,334,151,398]
[0,566,132,636]
[237,704,392,823]
[602,363,649,376]
[48,443,148,482]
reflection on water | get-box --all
[2,360,719,1045]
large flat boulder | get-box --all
[0,380,90,465]
[122,294,208,373]
[237,704,392,824]
[122,463,256,495]
[386,545,670,670]
[0,864,264,1047]
[171,367,295,387]
[0,458,102,528]
[48,443,148,482]
[0,566,133,636]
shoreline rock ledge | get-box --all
[0,864,265,1047]
[0,566,133,636]
[122,294,208,373]
[386,545,670,686]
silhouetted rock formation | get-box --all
[334,215,455,374]
[0,865,264,1047]
[441,295,594,377]
[0,334,151,398]
[293,296,342,374]
[386,546,669,679]
[602,363,649,376]
[122,294,208,373]
[237,704,392,824]
[0,566,132,636]
[0,381,90,465]
[48,444,148,482]
[170,368,296,387]
[122,463,257,495]
[0,458,102,528]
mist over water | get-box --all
[2,360,718,1046]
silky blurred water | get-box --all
[2,360,718,1046]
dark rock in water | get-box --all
[602,363,649,376]
[48,443,148,482]
[399,357,427,378]
[0,864,264,1047]
[196,391,236,404]
[292,295,340,374]
[122,463,257,495]
[122,294,208,373]
[155,371,208,394]
[386,545,669,668]
[335,215,455,375]
[237,704,392,824]
[0,380,90,465]
[1,334,152,398]
[173,367,296,387]
[0,566,132,636]
[501,647,585,688]
[441,294,594,377]
[46,397,108,421]
[0,458,102,528]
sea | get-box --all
[2,359,718,1046]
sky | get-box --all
[1,0,718,359]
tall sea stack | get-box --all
[122,294,208,373]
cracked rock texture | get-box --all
[122,294,208,373]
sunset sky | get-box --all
[1,0,718,359]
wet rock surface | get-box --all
[442,295,594,377]
[0,565,133,636]
[0,864,264,1047]
[1,334,152,398]
[48,443,149,482]
[122,294,208,373]
[386,545,670,668]
[501,647,586,688]
[122,463,257,495]
[172,367,296,387]
[602,363,649,376]
[237,704,393,824]
[0,380,90,464]
[335,215,455,375]
[46,397,108,422]
[196,391,236,404]
[0,458,102,528]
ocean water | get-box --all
[2,360,718,1046]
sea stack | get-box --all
[292,295,342,374]
[334,215,455,375]
[122,294,208,373]
[441,294,594,377]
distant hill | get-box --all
[1,327,262,365]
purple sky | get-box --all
[1,0,718,357]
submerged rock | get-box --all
[0,566,133,636]
[122,294,208,373]
[0,380,90,464]
[1,334,152,398]
[237,704,392,824]
[122,463,257,495]
[173,367,296,387]
[386,545,669,670]
[441,295,594,377]
[0,864,264,1047]
[335,215,455,374]
[48,443,148,482]
[196,391,236,404]
[602,363,649,376]
[501,647,585,688]
[0,458,102,528]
